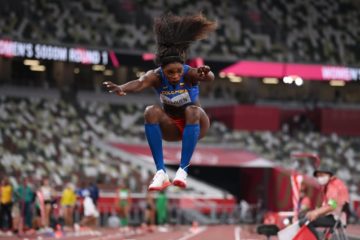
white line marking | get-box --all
[234,226,241,240]
[176,227,207,240]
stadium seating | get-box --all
[0,96,230,198]
[210,120,360,196]
[0,96,149,192]
[80,100,360,196]
[3,95,358,195]
[1,0,359,65]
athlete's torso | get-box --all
[155,64,199,117]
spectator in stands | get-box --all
[168,199,181,225]
[15,178,35,230]
[128,167,142,193]
[75,181,87,198]
[39,178,55,229]
[103,13,217,191]
[239,199,251,223]
[33,180,45,230]
[11,197,21,233]
[88,182,99,206]
[0,178,13,231]
[80,190,99,227]
[303,165,350,239]
[156,190,168,226]
[144,191,156,231]
[60,182,76,227]
[115,180,132,227]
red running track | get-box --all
[0,225,269,240]
[2,224,360,240]
[132,225,269,240]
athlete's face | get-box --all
[162,62,183,84]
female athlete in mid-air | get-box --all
[103,13,217,191]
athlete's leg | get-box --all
[144,105,181,191]
[180,106,201,171]
[181,106,210,169]
[144,105,182,141]
[198,107,210,139]
[174,106,210,188]
[144,105,181,170]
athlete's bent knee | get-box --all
[184,105,201,124]
[144,105,163,123]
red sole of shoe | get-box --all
[148,181,172,191]
[173,180,186,188]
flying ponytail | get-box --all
[153,13,217,66]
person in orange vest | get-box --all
[304,165,349,239]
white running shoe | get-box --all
[173,167,188,188]
[148,170,171,191]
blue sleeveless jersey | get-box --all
[156,64,199,108]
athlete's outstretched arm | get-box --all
[186,65,215,83]
[103,70,159,96]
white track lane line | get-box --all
[234,226,241,240]
[175,226,208,240]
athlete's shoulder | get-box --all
[150,67,161,74]
[140,68,160,81]
[143,68,160,76]
[142,68,162,88]
[182,64,192,72]
[153,67,162,76]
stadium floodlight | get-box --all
[228,76,242,83]
[219,72,226,78]
[329,80,346,87]
[226,72,236,77]
[283,218,290,226]
[294,76,303,86]
[30,65,46,72]
[263,77,279,84]
[224,72,242,82]
[283,75,303,85]
[24,59,40,66]
[92,65,106,71]
[283,76,293,84]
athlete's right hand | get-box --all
[103,81,127,96]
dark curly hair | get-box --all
[154,13,217,66]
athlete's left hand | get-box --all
[197,65,210,78]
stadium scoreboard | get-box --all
[0,39,108,65]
